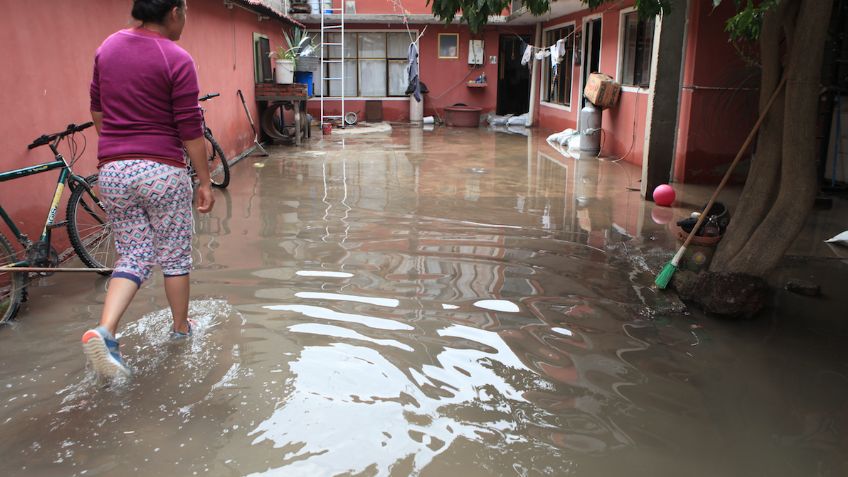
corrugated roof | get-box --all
[228,0,305,28]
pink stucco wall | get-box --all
[0,0,290,244]
[673,0,758,183]
[535,1,648,166]
[534,0,758,180]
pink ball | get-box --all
[653,184,676,207]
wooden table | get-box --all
[255,83,310,146]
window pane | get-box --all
[542,26,574,106]
[344,33,357,59]
[637,18,655,86]
[359,60,387,96]
[359,33,386,58]
[324,32,341,58]
[388,60,408,96]
[620,12,656,87]
[328,61,357,97]
[439,35,458,58]
[387,32,411,58]
[321,32,356,58]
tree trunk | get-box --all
[710,0,832,277]
[710,2,788,269]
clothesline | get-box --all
[519,29,578,75]
[516,29,578,55]
[388,0,426,45]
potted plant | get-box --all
[270,28,316,84]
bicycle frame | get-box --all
[0,146,90,256]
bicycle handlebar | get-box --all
[199,93,220,102]
[28,122,94,149]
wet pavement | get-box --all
[1,126,847,476]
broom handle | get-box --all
[678,75,787,255]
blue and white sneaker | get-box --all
[81,326,131,379]
[170,319,196,340]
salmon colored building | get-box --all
[0,0,300,244]
[295,0,757,187]
[0,0,758,248]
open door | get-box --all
[497,35,532,116]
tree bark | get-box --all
[717,0,832,276]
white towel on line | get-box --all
[521,45,533,66]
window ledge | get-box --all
[540,101,572,112]
[621,86,651,94]
[308,97,411,101]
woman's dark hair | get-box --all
[132,0,185,23]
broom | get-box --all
[655,75,787,289]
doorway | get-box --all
[580,17,602,109]
[497,35,532,116]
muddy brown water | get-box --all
[1,127,846,476]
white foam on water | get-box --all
[295,270,354,278]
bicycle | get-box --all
[187,93,230,188]
[0,122,116,323]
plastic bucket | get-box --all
[322,123,332,135]
[275,60,294,84]
[294,71,313,96]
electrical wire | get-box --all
[603,89,640,164]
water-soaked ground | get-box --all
[1,126,846,477]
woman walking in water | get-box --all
[82,0,214,379]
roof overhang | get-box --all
[505,0,585,25]
[291,13,508,26]
[225,0,305,28]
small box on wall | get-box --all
[583,73,621,109]
[468,40,484,65]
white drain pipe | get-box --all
[527,22,542,127]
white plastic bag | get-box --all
[825,230,848,246]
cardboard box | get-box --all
[583,73,621,109]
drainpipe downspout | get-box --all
[527,22,542,127]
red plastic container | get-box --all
[444,106,482,127]
[322,123,332,135]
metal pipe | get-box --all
[1,267,113,273]
[681,85,758,91]
[527,22,542,127]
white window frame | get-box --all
[575,12,604,112]
[540,20,576,112]
[616,7,654,94]
[308,29,419,100]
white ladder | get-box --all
[320,3,345,128]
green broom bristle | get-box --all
[654,262,677,289]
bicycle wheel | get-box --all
[0,232,24,323]
[205,130,230,189]
[67,175,116,275]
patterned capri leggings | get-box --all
[99,160,193,286]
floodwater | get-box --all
[1,126,846,477]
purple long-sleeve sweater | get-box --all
[90,28,203,168]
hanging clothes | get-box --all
[550,45,559,77]
[405,42,421,102]
[556,38,567,60]
[521,45,533,66]
[535,49,549,61]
